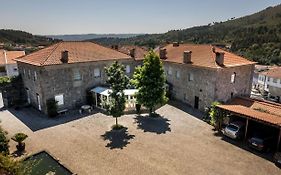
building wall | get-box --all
[214,64,254,102]
[17,62,43,111]
[268,86,281,102]
[163,62,217,111]
[5,63,19,77]
[18,60,141,114]
[163,62,254,111]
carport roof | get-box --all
[217,97,281,127]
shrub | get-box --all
[0,153,31,175]
[209,101,221,129]
[46,98,58,117]
[0,127,9,155]
[12,133,28,152]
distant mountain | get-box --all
[47,33,143,41]
[92,4,281,65]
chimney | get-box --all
[130,48,136,58]
[183,51,192,63]
[160,48,167,59]
[215,52,225,66]
[173,42,179,47]
[61,50,69,63]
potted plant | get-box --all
[12,133,28,152]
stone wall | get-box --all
[163,62,254,111]
[18,60,141,114]
[214,64,254,102]
[163,62,217,111]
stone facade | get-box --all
[18,60,141,114]
[163,62,254,111]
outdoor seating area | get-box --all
[90,86,138,111]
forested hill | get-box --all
[0,29,58,48]
[92,4,281,65]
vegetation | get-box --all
[93,4,281,65]
[104,61,129,129]
[12,133,28,152]
[0,153,30,175]
[209,102,222,130]
[0,29,58,48]
[46,98,58,118]
[0,126,9,155]
[131,51,168,116]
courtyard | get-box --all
[0,103,280,175]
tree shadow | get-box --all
[11,150,26,158]
[101,128,135,149]
[134,114,171,134]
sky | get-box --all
[0,0,280,35]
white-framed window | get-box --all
[73,69,82,81]
[55,94,64,106]
[94,68,101,78]
[176,70,180,79]
[231,72,236,83]
[188,73,194,81]
[23,69,26,75]
[168,67,172,75]
[126,65,131,73]
[34,71,37,81]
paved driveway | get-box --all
[0,104,280,175]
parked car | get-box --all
[248,132,274,152]
[223,121,245,139]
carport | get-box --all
[217,97,281,152]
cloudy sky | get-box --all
[0,0,280,35]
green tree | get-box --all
[104,61,129,129]
[209,101,222,130]
[131,51,168,116]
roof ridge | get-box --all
[40,42,63,66]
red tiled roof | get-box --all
[15,42,132,66]
[118,45,148,60]
[157,44,255,68]
[0,50,25,65]
[217,97,281,127]
[262,67,281,79]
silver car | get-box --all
[223,121,245,139]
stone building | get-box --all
[157,43,255,110]
[16,41,255,114]
[15,42,142,114]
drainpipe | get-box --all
[244,118,249,142]
[3,50,8,76]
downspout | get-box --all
[3,50,8,76]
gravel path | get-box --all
[0,104,280,175]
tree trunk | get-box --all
[115,117,118,126]
[149,107,153,116]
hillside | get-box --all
[47,33,142,41]
[0,29,59,52]
[92,4,281,65]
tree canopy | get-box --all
[104,61,129,127]
[131,51,168,115]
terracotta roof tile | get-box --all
[15,42,132,66]
[262,67,281,79]
[118,45,148,60]
[0,50,25,65]
[217,97,281,127]
[157,44,255,68]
